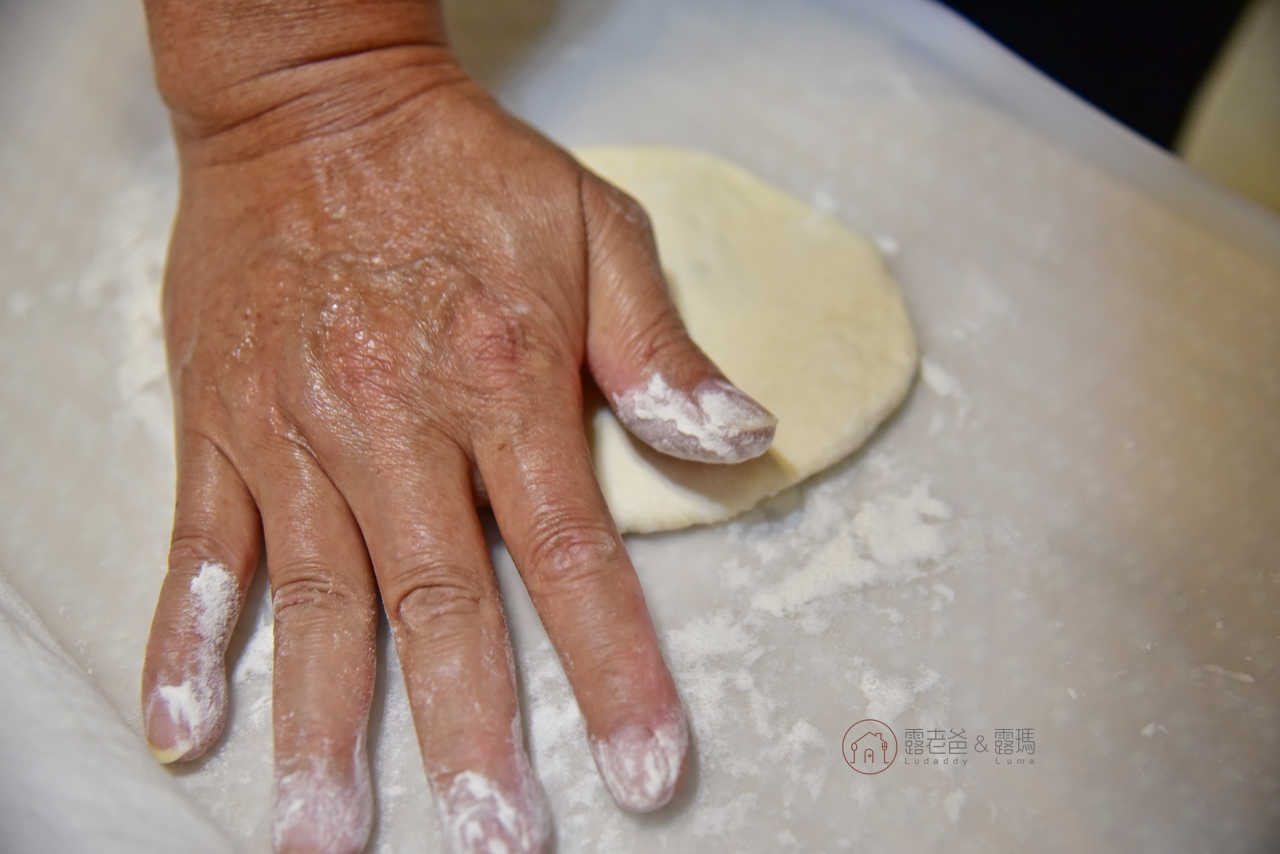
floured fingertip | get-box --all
[436,761,550,854]
[271,740,374,854]
[144,561,240,762]
[144,677,224,763]
[612,373,776,464]
[589,711,688,813]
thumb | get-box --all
[581,170,776,464]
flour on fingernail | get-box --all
[590,712,688,812]
[146,560,239,762]
[613,373,777,464]
[437,763,550,854]
[272,737,374,854]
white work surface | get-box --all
[3,1,1279,852]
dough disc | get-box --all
[577,147,917,533]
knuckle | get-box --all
[453,305,534,390]
[168,532,237,576]
[295,286,409,416]
[308,327,402,410]
[271,564,367,621]
[524,511,621,580]
[439,279,572,399]
[623,302,690,367]
[388,559,487,632]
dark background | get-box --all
[940,0,1249,148]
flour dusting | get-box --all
[860,667,942,721]
[231,605,274,732]
[589,713,687,812]
[920,358,971,432]
[751,481,952,615]
[750,535,878,615]
[147,560,240,762]
[76,165,176,450]
[272,737,373,854]
[612,373,776,463]
[1200,664,1255,683]
[437,768,550,854]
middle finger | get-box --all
[247,441,379,854]
[317,425,550,854]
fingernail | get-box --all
[272,745,373,854]
[144,678,220,763]
[590,713,688,812]
[437,767,550,854]
[614,373,777,464]
[144,561,239,762]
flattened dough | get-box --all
[577,147,918,533]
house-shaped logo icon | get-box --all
[842,719,898,775]
[851,731,890,766]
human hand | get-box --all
[138,6,775,854]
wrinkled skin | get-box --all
[138,33,774,854]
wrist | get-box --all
[143,0,464,159]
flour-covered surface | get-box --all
[3,1,1279,853]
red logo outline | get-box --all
[842,719,898,775]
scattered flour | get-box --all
[853,483,951,566]
[920,358,966,401]
[689,792,758,839]
[750,535,879,616]
[931,583,956,604]
[524,646,599,809]
[873,233,901,256]
[231,620,273,684]
[920,358,971,433]
[230,608,274,732]
[1200,664,1255,683]
[750,480,952,615]
[76,166,176,450]
[859,667,942,722]
[942,788,966,823]
[762,719,830,808]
